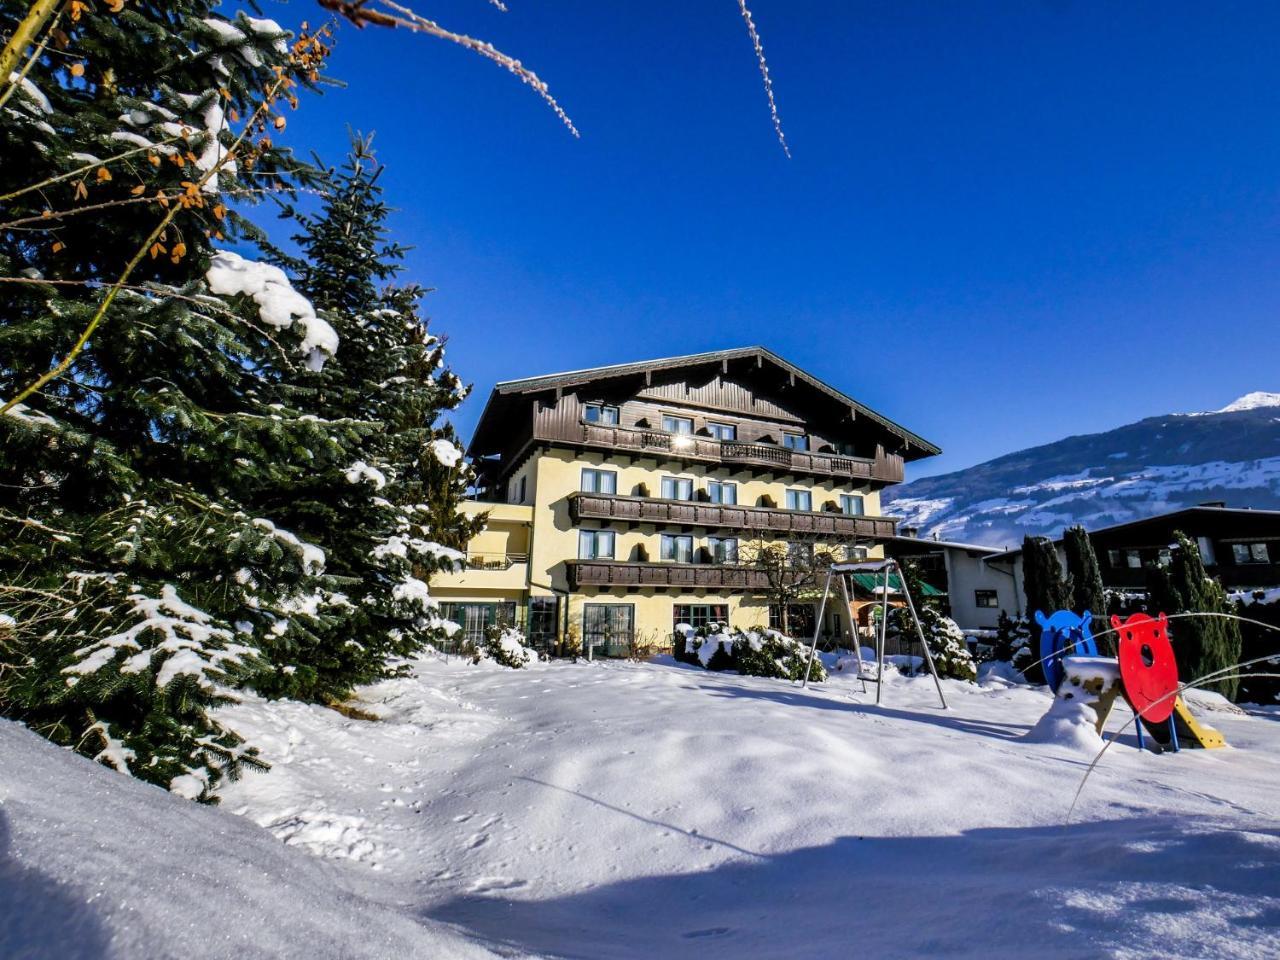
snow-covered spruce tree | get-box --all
[890,561,977,682]
[993,610,1034,674]
[0,6,344,800]
[251,134,481,700]
[1145,532,1243,701]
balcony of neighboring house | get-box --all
[535,418,904,485]
[432,550,530,592]
[567,491,899,540]
[566,559,773,591]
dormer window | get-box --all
[584,403,619,425]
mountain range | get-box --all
[882,393,1280,548]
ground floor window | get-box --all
[582,603,635,657]
[974,589,999,609]
[672,604,728,632]
[527,596,559,651]
[769,603,816,638]
[438,602,517,647]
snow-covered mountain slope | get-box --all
[884,393,1280,547]
[0,718,498,960]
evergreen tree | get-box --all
[0,5,347,800]
[890,560,977,682]
[1145,532,1243,701]
[1063,525,1108,649]
[252,135,482,700]
[1020,536,1072,683]
[993,610,1034,674]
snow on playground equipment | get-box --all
[1040,609,1225,751]
[802,560,948,709]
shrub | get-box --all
[671,625,826,681]
[993,611,1035,675]
[889,606,977,683]
[471,626,536,668]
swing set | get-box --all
[801,559,948,710]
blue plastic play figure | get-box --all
[1034,609,1098,692]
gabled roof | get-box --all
[475,346,940,458]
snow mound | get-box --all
[1218,391,1280,413]
[0,719,497,959]
[1021,698,1104,751]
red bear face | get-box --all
[1113,612,1180,724]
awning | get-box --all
[849,572,943,597]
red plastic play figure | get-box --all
[1114,612,1180,725]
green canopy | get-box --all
[849,572,943,597]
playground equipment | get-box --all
[1040,609,1225,751]
[802,559,948,709]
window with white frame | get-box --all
[673,604,728,631]
[578,529,615,560]
[662,414,694,435]
[581,468,617,494]
[782,432,808,451]
[840,494,865,516]
[785,489,813,511]
[845,544,869,562]
[660,534,694,563]
[707,481,737,505]
[708,536,738,565]
[661,476,694,500]
[583,403,619,424]
[707,422,736,441]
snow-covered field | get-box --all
[5,655,1280,959]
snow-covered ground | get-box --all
[6,656,1280,958]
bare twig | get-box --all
[0,0,61,88]
[737,0,789,158]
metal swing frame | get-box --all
[801,559,948,709]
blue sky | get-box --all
[278,1,1280,479]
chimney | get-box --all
[902,525,919,539]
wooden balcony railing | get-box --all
[568,492,898,539]
[535,419,904,484]
[566,560,772,591]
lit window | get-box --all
[581,468,617,495]
[785,489,813,512]
[707,481,737,505]
[782,432,808,451]
[661,476,694,500]
[662,415,694,435]
[708,537,738,565]
[584,404,619,424]
[578,529,615,560]
[660,534,694,563]
[707,422,736,441]
[840,494,865,516]
[975,590,999,609]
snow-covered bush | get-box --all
[889,606,977,682]
[471,626,537,669]
[671,625,826,681]
[993,611,1035,676]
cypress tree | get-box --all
[0,6,350,800]
[1145,532,1243,701]
[1063,525,1108,650]
[1021,535,1072,683]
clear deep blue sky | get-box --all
[277,1,1280,479]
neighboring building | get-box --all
[985,503,1280,610]
[431,347,940,654]
[882,534,1010,630]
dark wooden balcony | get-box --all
[566,560,772,591]
[568,492,899,539]
[536,420,904,484]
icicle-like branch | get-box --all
[737,0,790,158]
[317,0,578,136]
